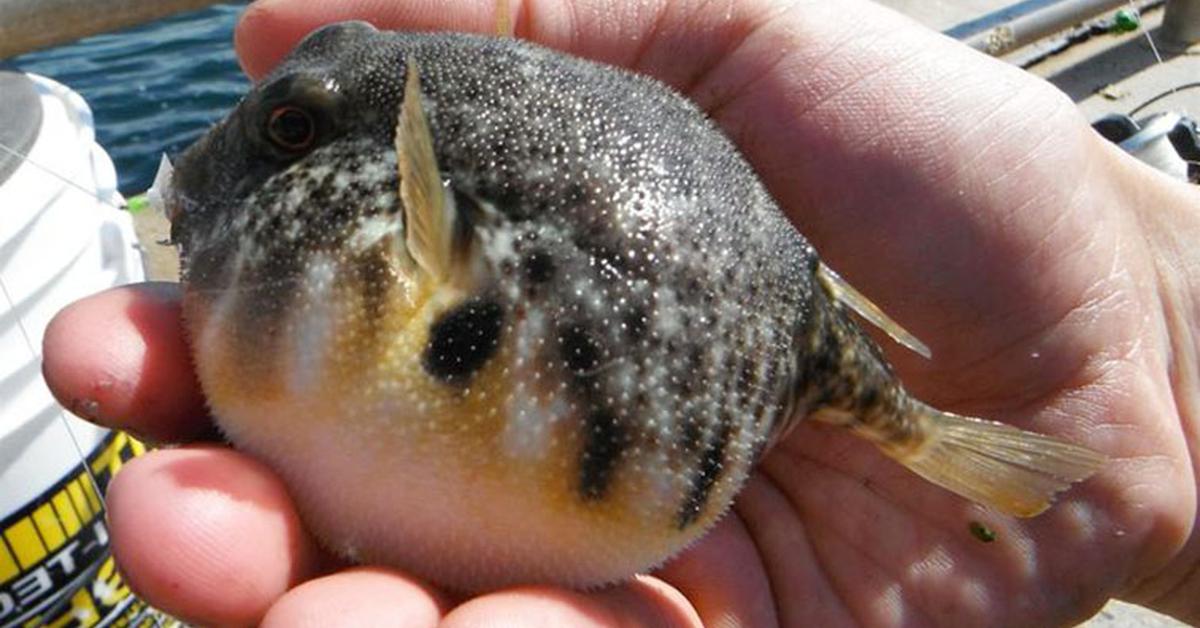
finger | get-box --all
[235,0,494,79]
[260,567,444,628]
[233,0,771,87]
[441,577,702,628]
[654,515,779,626]
[107,447,322,626]
[42,282,212,443]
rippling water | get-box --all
[7,4,248,195]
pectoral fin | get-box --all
[396,57,454,282]
[817,263,932,359]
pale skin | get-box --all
[39,0,1200,625]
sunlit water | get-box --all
[5,4,248,195]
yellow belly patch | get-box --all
[183,254,729,588]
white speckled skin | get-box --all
[169,22,866,591]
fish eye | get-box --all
[246,75,345,159]
[266,105,317,152]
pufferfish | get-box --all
[164,20,1104,591]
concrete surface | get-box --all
[879,0,1149,35]
[131,205,178,281]
[875,0,1012,30]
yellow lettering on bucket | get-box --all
[0,540,17,584]
[32,505,66,551]
[1,431,153,624]
[50,492,80,536]
[79,475,102,513]
[66,480,93,521]
[3,520,46,569]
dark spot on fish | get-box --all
[689,345,705,372]
[680,415,703,453]
[797,327,841,407]
[677,416,732,528]
[494,185,528,218]
[423,298,503,384]
[622,307,647,340]
[738,362,756,403]
[564,182,586,204]
[523,250,555,283]
[560,324,602,374]
[672,345,704,397]
[751,400,767,426]
[857,385,880,412]
[579,408,627,500]
[223,248,296,373]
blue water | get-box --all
[7,4,248,195]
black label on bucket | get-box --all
[0,431,172,627]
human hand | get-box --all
[43,0,1200,625]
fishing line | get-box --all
[1123,0,1197,182]
[1131,0,1168,65]
[1126,0,1186,117]
[0,140,125,210]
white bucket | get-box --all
[0,73,167,627]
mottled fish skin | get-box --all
[167,22,1093,591]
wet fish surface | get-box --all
[166,21,1104,590]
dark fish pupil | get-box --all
[579,409,627,500]
[423,298,504,383]
[268,106,315,150]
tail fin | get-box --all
[885,405,1105,517]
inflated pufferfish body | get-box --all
[168,22,1103,591]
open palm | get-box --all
[43,0,1200,626]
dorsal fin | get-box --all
[495,0,513,37]
[395,57,453,282]
[817,263,932,359]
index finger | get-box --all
[233,0,767,90]
[42,282,214,443]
